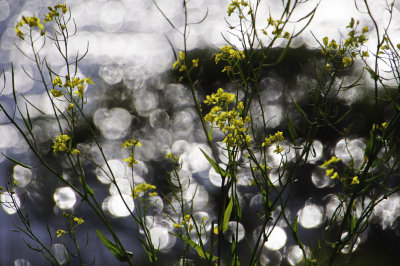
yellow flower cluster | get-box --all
[342,57,353,67]
[262,17,290,39]
[52,134,80,155]
[15,4,68,40]
[51,89,63,97]
[372,122,388,131]
[121,138,142,148]
[320,156,340,180]
[73,217,85,225]
[262,131,284,146]
[57,212,85,237]
[56,229,66,238]
[173,214,194,232]
[124,154,138,168]
[262,131,284,154]
[320,156,340,168]
[43,4,68,23]
[344,18,368,48]
[166,152,179,163]
[321,18,369,69]
[121,138,141,167]
[15,16,45,40]
[52,134,70,153]
[215,46,245,65]
[172,51,199,72]
[204,88,236,106]
[172,51,186,72]
[227,0,249,17]
[204,88,251,147]
[132,183,157,199]
[51,75,94,98]
[351,176,360,185]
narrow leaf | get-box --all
[170,233,218,261]
[96,230,131,262]
[223,197,234,232]
[200,148,230,178]
[2,153,31,169]
[349,215,357,234]
[365,67,377,80]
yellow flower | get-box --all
[342,57,353,67]
[52,76,63,87]
[124,154,137,167]
[74,85,84,98]
[179,51,185,60]
[52,134,70,154]
[15,26,24,39]
[328,40,338,49]
[215,45,244,65]
[172,60,180,69]
[273,144,284,154]
[213,227,219,235]
[361,51,369,58]
[84,76,94,85]
[321,156,340,168]
[71,149,80,155]
[351,176,360,185]
[262,131,284,146]
[381,122,388,129]
[133,183,156,199]
[192,59,199,67]
[325,168,334,176]
[51,89,63,97]
[148,192,158,197]
[331,172,339,179]
[121,138,142,148]
[73,217,85,225]
[56,229,66,238]
[179,65,187,72]
[67,103,74,110]
[174,223,182,229]
[283,31,290,39]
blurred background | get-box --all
[1,0,400,265]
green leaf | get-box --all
[96,230,132,262]
[84,183,94,195]
[223,197,234,232]
[200,148,230,178]
[391,101,400,112]
[364,130,375,160]
[1,153,31,169]
[80,176,94,196]
[207,126,214,142]
[365,66,377,80]
[170,233,218,261]
[286,117,298,142]
[293,215,299,233]
[349,215,357,234]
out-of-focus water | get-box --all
[1,0,400,265]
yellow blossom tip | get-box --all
[56,229,66,238]
[351,176,360,185]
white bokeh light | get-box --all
[53,187,76,209]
